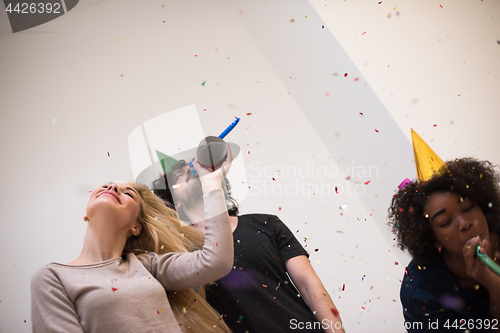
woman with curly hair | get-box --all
[389,156,500,332]
[30,157,233,333]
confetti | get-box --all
[322,25,324,29]
[112,287,118,292]
[354,78,359,82]
[378,1,382,3]
[374,129,379,133]
[279,207,282,211]
[361,32,366,35]
[395,262,399,265]
[194,55,198,57]
[107,152,110,157]
[201,81,206,86]
[262,284,268,288]
[290,19,295,22]
[342,284,345,291]
[246,113,252,115]
[433,124,437,127]
[439,4,443,8]
[335,187,339,194]
[314,249,319,252]
[344,73,348,77]
[364,181,371,185]
[115,37,119,44]
[359,112,363,115]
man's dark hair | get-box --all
[388,158,500,264]
[152,160,239,220]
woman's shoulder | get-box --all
[401,257,461,307]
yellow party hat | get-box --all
[411,129,446,182]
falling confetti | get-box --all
[439,4,443,8]
[314,249,319,252]
[201,81,206,86]
[112,287,118,292]
[194,55,198,57]
[361,32,367,36]
[395,262,399,265]
[107,152,110,157]
[374,129,379,133]
[335,187,339,194]
[364,181,371,185]
[290,19,295,22]
[354,78,359,82]
[279,207,282,211]
[359,112,363,116]
[344,73,348,77]
[246,113,252,115]
[115,37,119,44]
[262,284,268,288]
[433,124,437,127]
[342,284,345,291]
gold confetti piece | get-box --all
[393,7,396,10]
[418,265,421,270]
[183,307,187,313]
[305,16,307,18]
[160,308,164,312]
[370,286,374,290]
[115,37,119,44]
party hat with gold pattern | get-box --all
[411,129,446,182]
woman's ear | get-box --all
[131,224,142,236]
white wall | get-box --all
[0,0,498,332]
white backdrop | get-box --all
[0,0,499,332]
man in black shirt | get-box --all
[153,157,344,333]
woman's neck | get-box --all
[69,225,127,265]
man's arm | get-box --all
[285,255,345,333]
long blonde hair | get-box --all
[123,182,231,333]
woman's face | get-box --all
[86,182,142,233]
[424,191,489,259]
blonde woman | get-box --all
[30,157,233,333]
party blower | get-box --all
[476,245,500,276]
[189,117,240,174]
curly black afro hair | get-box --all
[388,158,500,264]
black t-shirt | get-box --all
[206,214,322,333]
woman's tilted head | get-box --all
[388,158,500,264]
[86,182,143,238]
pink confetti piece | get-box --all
[262,284,268,288]
[439,4,443,8]
[354,78,359,82]
[361,32,366,35]
[364,181,371,185]
[279,207,282,211]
